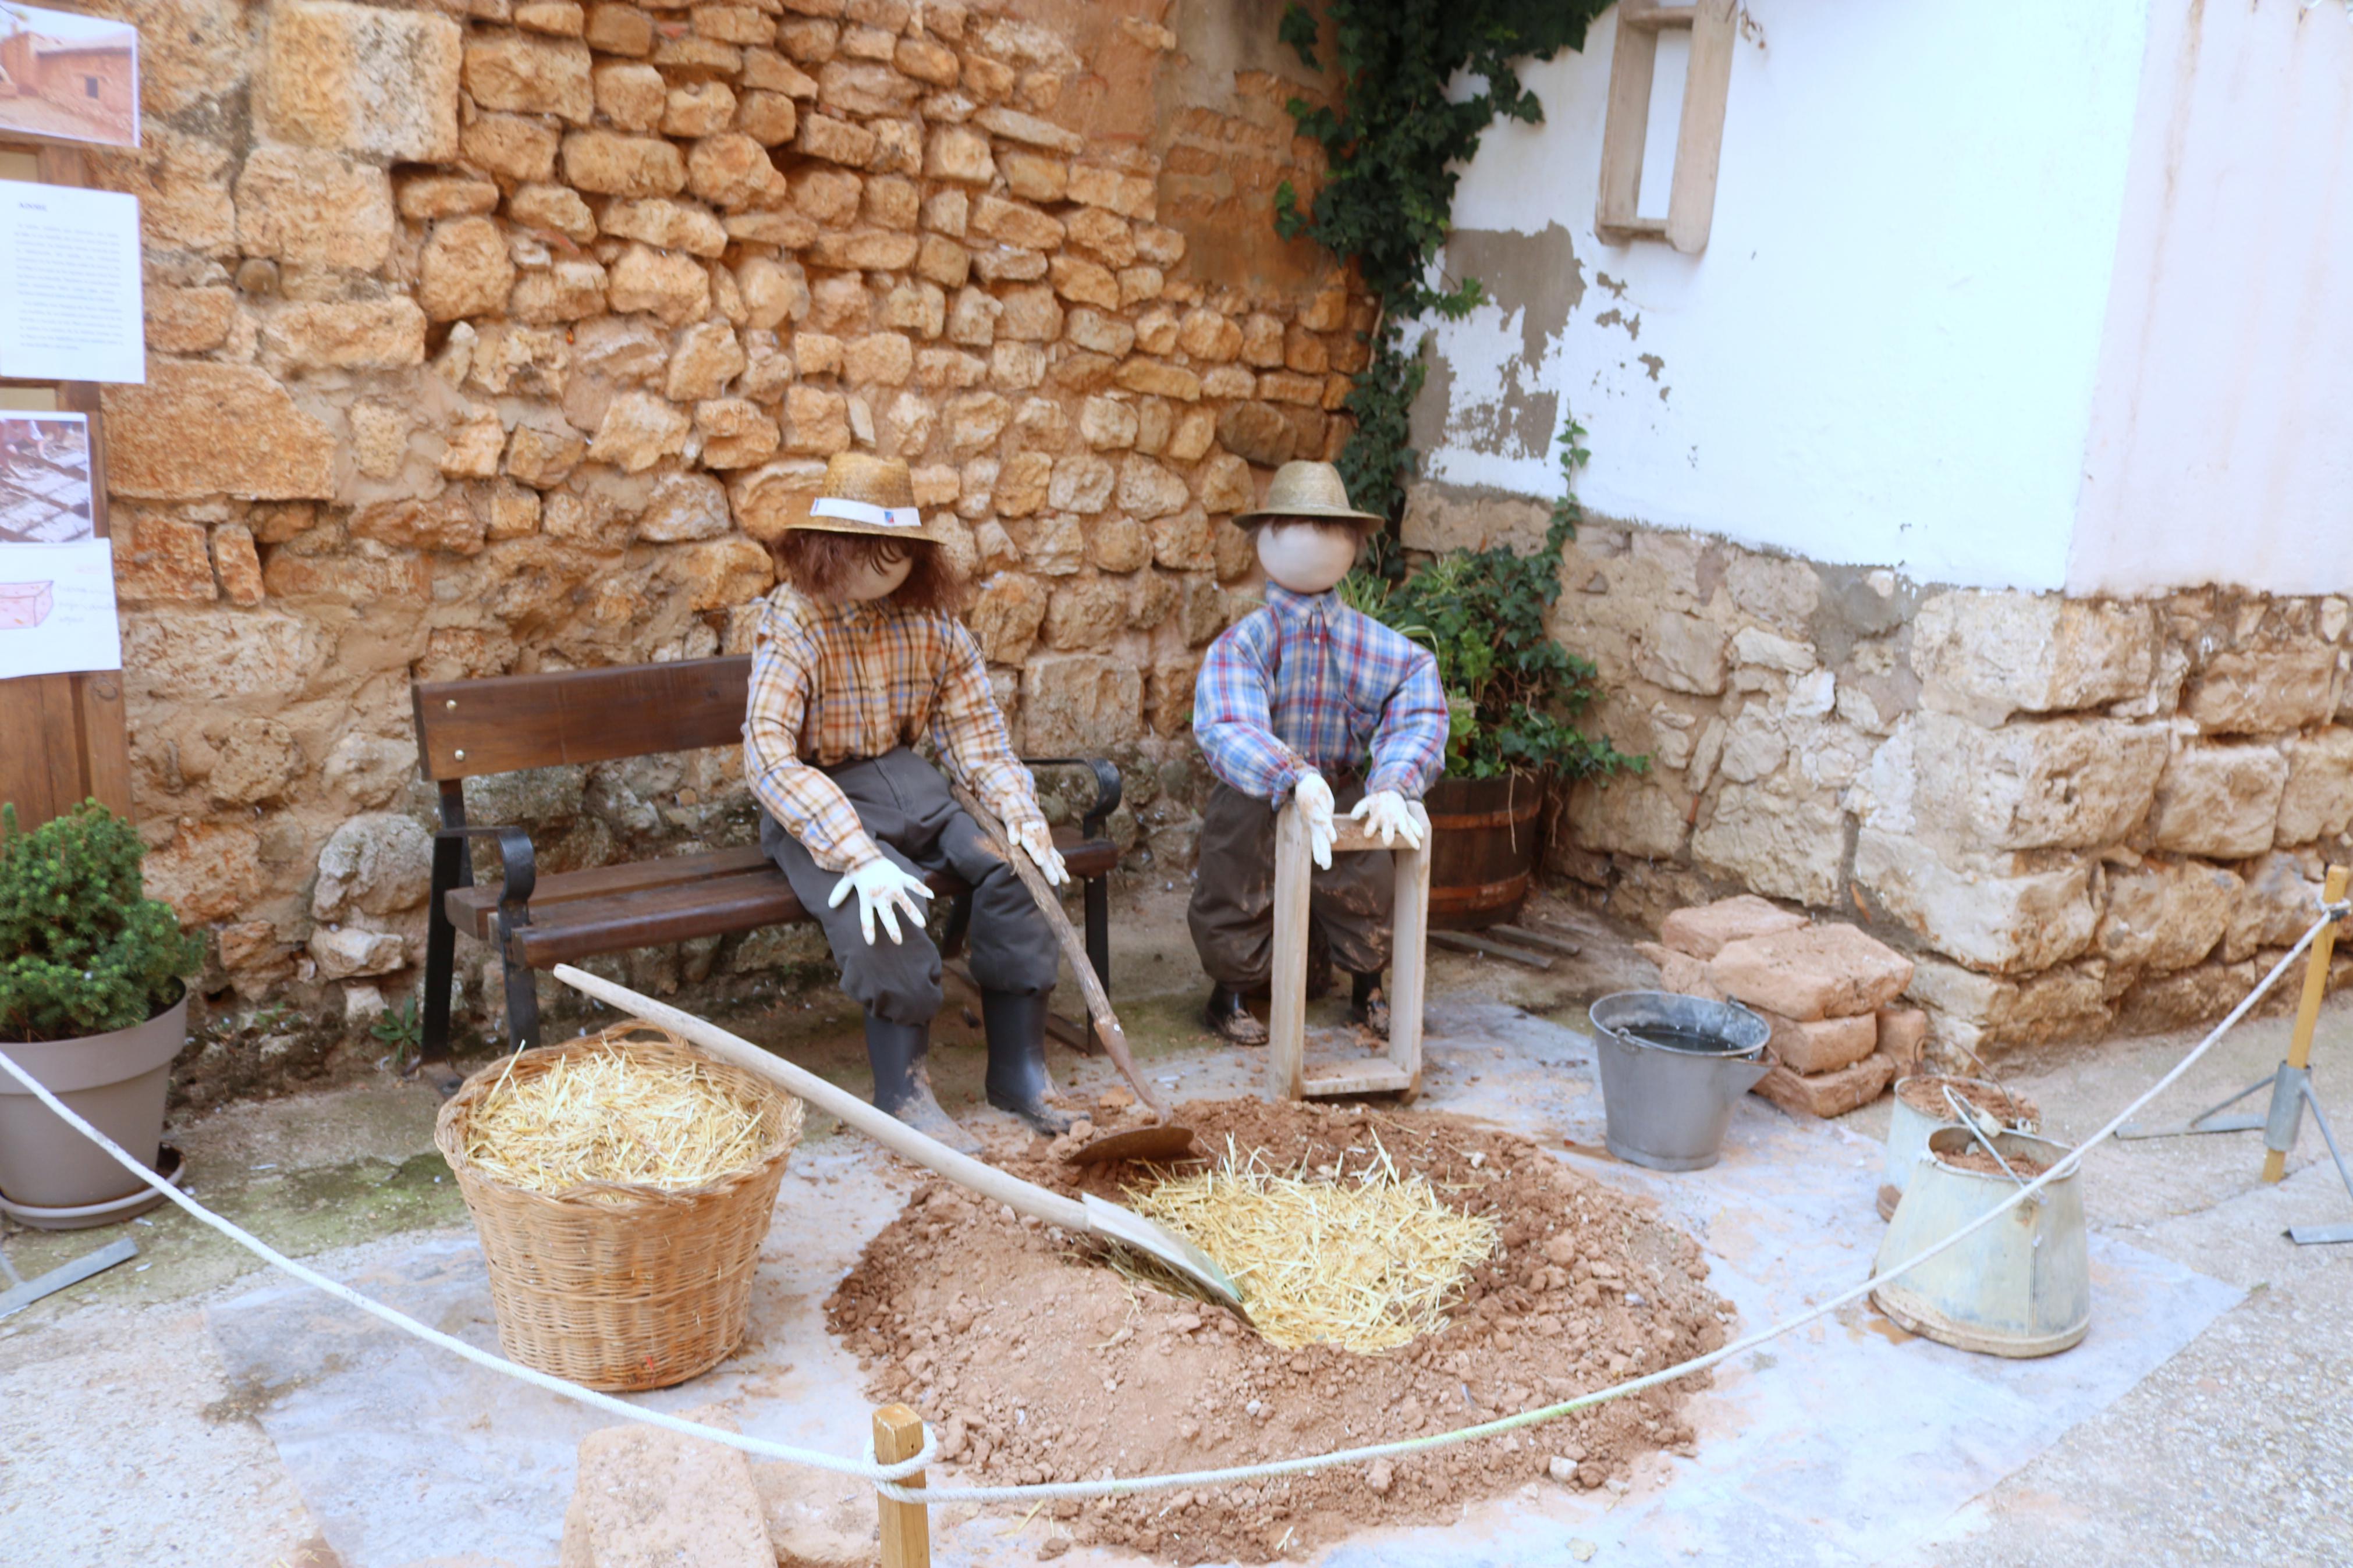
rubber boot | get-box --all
[864,1014,979,1155]
[1348,970,1392,1036]
[1203,983,1269,1046]
[980,990,1074,1136]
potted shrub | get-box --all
[0,800,204,1225]
[1344,428,1638,927]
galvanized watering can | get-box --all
[1588,991,1772,1172]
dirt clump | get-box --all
[1896,1075,2038,1124]
[825,1098,1731,1564]
[1934,1145,2054,1179]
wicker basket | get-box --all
[434,1023,803,1391]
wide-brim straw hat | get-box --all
[1231,459,1385,531]
[784,452,959,545]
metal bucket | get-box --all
[1880,1075,2040,1218]
[1588,991,1772,1172]
[1873,1128,2089,1358]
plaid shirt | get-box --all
[1193,582,1448,803]
[743,586,1045,874]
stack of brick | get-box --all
[1637,895,1929,1118]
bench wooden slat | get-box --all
[412,656,753,781]
[455,832,1120,955]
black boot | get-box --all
[980,989,1073,1136]
[1203,983,1269,1046]
[1348,970,1392,1035]
[865,1014,979,1154]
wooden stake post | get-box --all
[2265,864,2349,1185]
[874,1403,931,1568]
[1265,801,1430,1103]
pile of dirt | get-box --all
[1896,1075,2038,1124]
[825,1098,1731,1564]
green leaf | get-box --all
[1279,3,1322,72]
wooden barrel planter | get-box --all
[1424,773,1546,931]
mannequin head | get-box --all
[1254,517,1362,595]
[773,531,964,610]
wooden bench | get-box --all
[409,655,1122,1077]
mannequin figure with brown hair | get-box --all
[743,453,1070,1153]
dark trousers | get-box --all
[760,748,1059,1025]
[1186,778,1394,990]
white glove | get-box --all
[1293,772,1336,871]
[1348,789,1425,850]
[828,856,934,945]
[1010,817,1068,887]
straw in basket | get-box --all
[433,1023,803,1392]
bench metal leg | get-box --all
[1084,874,1109,991]
[419,781,471,1073]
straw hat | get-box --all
[1231,460,1385,532]
[785,452,959,545]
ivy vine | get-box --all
[1274,0,1612,532]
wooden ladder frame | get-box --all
[1265,800,1430,1103]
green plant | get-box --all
[371,993,423,1069]
[1344,415,1641,783]
[1275,0,1611,527]
[0,800,203,1043]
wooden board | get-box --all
[1265,801,1428,1104]
[411,656,754,780]
[1593,0,1737,255]
[0,141,133,831]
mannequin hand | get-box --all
[1293,773,1337,871]
[1010,817,1068,887]
[828,856,933,945]
[1348,790,1425,850]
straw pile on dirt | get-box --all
[463,1046,789,1195]
[825,1098,1730,1565]
[1129,1139,1497,1352]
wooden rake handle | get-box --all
[947,784,1165,1118]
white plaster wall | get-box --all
[1414,0,2152,590]
[2069,1,2353,598]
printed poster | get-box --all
[0,180,146,383]
[0,411,118,678]
[0,5,140,150]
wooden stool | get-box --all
[1265,800,1430,1103]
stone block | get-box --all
[519,0,586,33]
[1858,712,2170,854]
[1023,653,1143,753]
[1753,1052,1893,1120]
[1045,577,1126,650]
[313,812,432,920]
[1215,402,1295,468]
[1660,894,1808,960]
[562,131,687,197]
[2185,642,2338,735]
[637,472,732,543]
[1690,783,1844,908]
[506,421,587,488]
[668,535,774,610]
[2093,859,2240,972]
[737,90,800,145]
[115,511,216,603]
[600,197,726,258]
[586,3,656,55]
[1116,457,1188,519]
[1708,923,1916,1022]
[419,216,517,321]
[1634,941,1724,1001]
[797,112,878,166]
[2277,728,2353,844]
[107,362,337,502]
[2150,744,2290,859]
[352,493,487,556]
[463,30,593,122]
[1115,359,1200,401]
[1633,611,1729,696]
[507,251,609,325]
[234,147,393,271]
[808,230,921,271]
[1876,1007,1929,1075]
[211,525,265,608]
[463,113,560,183]
[310,926,406,981]
[1910,591,2156,726]
[262,300,427,369]
[397,173,501,222]
[783,386,853,454]
[1757,1007,1879,1075]
[264,1,462,161]
[2223,852,2324,962]
[560,1405,772,1568]
[974,104,1082,154]
[593,60,667,130]
[1852,827,2096,975]
[589,391,692,472]
[608,244,710,325]
[970,572,1048,663]
[1567,776,1690,861]
[687,133,775,209]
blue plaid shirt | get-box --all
[1193,583,1449,803]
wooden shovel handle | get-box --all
[551,965,1089,1232]
[948,784,1165,1118]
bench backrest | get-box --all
[411,656,753,782]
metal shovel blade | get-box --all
[1081,1192,1241,1308]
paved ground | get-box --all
[2,885,2347,1566]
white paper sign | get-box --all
[0,181,145,384]
[0,539,120,678]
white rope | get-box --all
[3,899,2340,1510]
[877,908,2343,1504]
[0,1048,935,1485]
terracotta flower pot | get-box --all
[0,989,188,1215]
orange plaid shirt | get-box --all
[742,586,1046,873]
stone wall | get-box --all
[77,0,1369,1041]
[1408,482,2353,1057]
